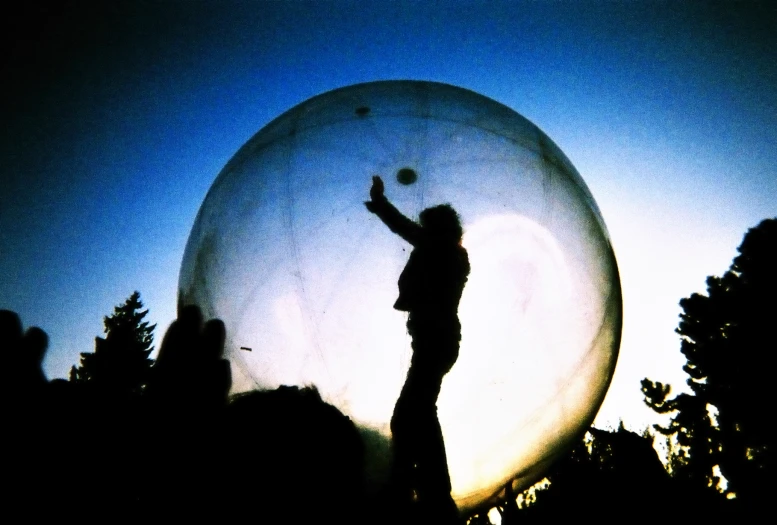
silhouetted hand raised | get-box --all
[147,305,231,409]
[371,175,385,199]
[365,175,386,213]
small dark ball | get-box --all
[396,167,418,185]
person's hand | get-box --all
[370,175,384,200]
[365,175,385,213]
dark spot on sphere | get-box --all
[355,106,370,116]
[396,167,418,185]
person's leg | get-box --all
[390,366,421,499]
[396,352,455,497]
[390,354,442,498]
[411,331,461,522]
[390,316,462,522]
[415,396,451,494]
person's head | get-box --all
[23,327,48,365]
[419,204,463,243]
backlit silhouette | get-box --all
[365,175,470,521]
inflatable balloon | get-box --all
[179,81,621,511]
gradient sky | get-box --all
[2,0,775,434]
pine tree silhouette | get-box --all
[70,291,155,397]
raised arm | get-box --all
[365,176,422,246]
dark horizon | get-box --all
[1,0,775,436]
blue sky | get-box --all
[1,0,775,432]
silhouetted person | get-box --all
[0,311,52,518]
[365,175,470,522]
[143,305,232,520]
[225,386,365,524]
[1,310,49,399]
[147,304,231,411]
[497,481,520,525]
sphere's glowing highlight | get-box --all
[179,81,621,512]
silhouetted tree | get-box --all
[491,425,668,523]
[642,217,777,512]
[70,291,156,396]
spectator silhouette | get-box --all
[0,305,368,523]
[147,304,231,411]
[0,311,53,518]
[1,310,49,400]
[365,175,470,522]
[497,481,520,525]
[225,386,365,523]
[143,305,231,520]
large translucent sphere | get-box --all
[179,81,621,512]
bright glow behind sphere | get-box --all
[179,81,621,511]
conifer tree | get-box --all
[70,291,156,396]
